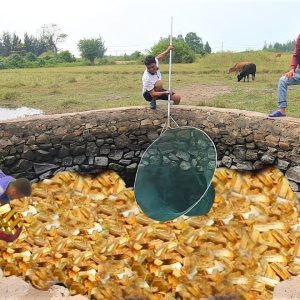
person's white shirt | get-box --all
[142,58,162,94]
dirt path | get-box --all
[176,84,231,104]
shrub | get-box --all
[7,53,25,68]
[57,50,76,63]
[150,38,195,63]
[25,52,37,61]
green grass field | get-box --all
[1,51,300,117]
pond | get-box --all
[0,107,43,121]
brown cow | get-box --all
[228,61,252,73]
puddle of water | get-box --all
[0,107,43,121]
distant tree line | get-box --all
[0,24,212,68]
[0,24,67,57]
[263,39,296,52]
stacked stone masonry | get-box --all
[0,106,299,199]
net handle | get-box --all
[167,17,173,128]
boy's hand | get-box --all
[285,69,295,79]
[167,45,174,52]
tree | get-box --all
[177,34,184,41]
[77,37,106,64]
[150,38,195,63]
[204,41,212,54]
[39,23,67,54]
[185,32,204,54]
[1,32,12,56]
[262,39,296,52]
[11,33,23,54]
[24,33,43,55]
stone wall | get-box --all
[0,106,300,197]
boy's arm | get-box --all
[149,89,169,97]
[156,45,174,62]
[290,34,300,71]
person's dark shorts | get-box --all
[143,89,175,102]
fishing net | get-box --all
[134,126,216,221]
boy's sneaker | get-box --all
[149,100,156,109]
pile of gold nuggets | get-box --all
[0,167,299,299]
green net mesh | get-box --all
[134,127,217,221]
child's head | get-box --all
[6,178,32,199]
[144,55,158,75]
[144,55,156,66]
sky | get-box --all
[1,0,299,57]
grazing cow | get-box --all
[228,61,252,73]
[237,63,256,82]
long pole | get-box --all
[167,17,173,129]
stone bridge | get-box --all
[0,106,300,199]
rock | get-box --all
[176,151,190,161]
[147,131,159,141]
[246,142,255,149]
[39,170,53,180]
[86,142,98,156]
[57,145,69,158]
[288,180,299,192]
[180,161,191,170]
[261,154,275,164]
[245,150,258,161]
[22,149,35,161]
[109,163,124,172]
[119,159,131,165]
[96,139,105,147]
[236,161,253,171]
[141,119,153,126]
[4,156,17,166]
[286,166,300,183]
[277,159,290,171]
[124,151,135,159]
[108,150,123,161]
[11,159,33,172]
[36,133,50,144]
[33,163,58,175]
[253,161,265,170]
[95,157,108,167]
[70,144,86,156]
[62,157,73,166]
[99,145,110,155]
[126,163,137,171]
[73,155,86,165]
[36,150,51,162]
[221,156,232,168]
[114,134,131,148]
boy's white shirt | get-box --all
[142,58,162,93]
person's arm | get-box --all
[149,89,169,97]
[155,45,174,62]
[286,34,300,78]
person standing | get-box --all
[142,45,181,110]
[269,34,300,117]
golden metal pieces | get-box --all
[0,167,298,300]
